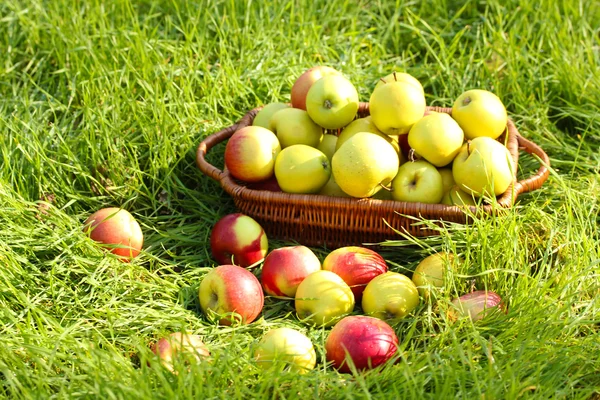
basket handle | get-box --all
[513,134,551,195]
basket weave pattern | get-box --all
[197,103,550,248]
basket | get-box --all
[196,103,550,248]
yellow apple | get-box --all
[451,89,508,140]
[374,71,424,95]
[362,272,420,323]
[254,327,316,374]
[336,116,400,154]
[412,252,457,299]
[441,185,477,206]
[408,113,464,167]
[317,134,338,162]
[253,103,290,129]
[438,167,455,194]
[306,75,359,130]
[369,80,426,135]
[391,160,444,203]
[269,108,323,149]
[274,145,331,194]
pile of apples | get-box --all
[154,212,504,374]
[225,66,514,205]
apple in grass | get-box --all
[269,108,323,149]
[452,89,508,140]
[362,272,420,323]
[152,332,210,373]
[295,270,355,327]
[306,74,359,130]
[408,113,464,167]
[449,290,504,322]
[452,136,514,198]
[274,145,331,194]
[253,327,316,374]
[391,160,444,204]
[322,246,388,302]
[252,102,290,129]
[291,66,341,110]
[84,207,143,260]
[412,252,458,300]
[325,316,398,374]
[224,126,281,183]
[199,264,264,325]
[261,245,321,298]
[369,80,426,135]
[210,213,268,267]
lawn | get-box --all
[1,0,599,398]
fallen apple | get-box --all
[362,272,420,323]
[325,315,398,373]
[84,207,144,261]
[254,327,316,374]
[411,252,457,299]
[152,332,210,373]
[449,290,503,322]
[199,264,264,325]
[210,213,268,268]
[261,245,322,298]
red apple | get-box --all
[246,176,282,192]
[151,332,210,373]
[210,213,268,268]
[261,245,321,298]
[322,246,387,301]
[290,66,341,110]
[199,264,264,325]
[84,207,143,261]
[325,316,398,373]
[224,126,281,183]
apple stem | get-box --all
[379,78,387,84]
[379,182,393,192]
[466,140,472,156]
[324,99,333,109]
[393,71,397,81]
[408,149,418,162]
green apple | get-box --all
[336,117,400,155]
[438,167,455,194]
[269,108,323,149]
[317,134,338,163]
[452,89,508,140]
[332,132,399,198]
[362,272,420,323]
[253,327,316,374]
[274,145,331,194]
[319,174,351,198]
[369,80,426,135]
[295,270,355,327]
[391,160,444,203]
[291,66,341,110]
[374,71,424,95]
[452,137,514,197]
[441,185,477,206]
[408,113,464,167]
[253,103,290,129]
[412,252,456,300]
[305,75,359,130]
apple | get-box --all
[336,117,400,155]
[325,316,398,373]
[295,270,355,327]
[391,160,444,203]
[253,327,316,374]
[210,213,268,267]
[246,175,282,192]
[374,71,424,95]
[291,66,341,110]
[449,290,503,322]
[199,264,264,325]
[452,137,514,198]
[224,126,281,182]
[408,113,464,167]
[305,75,359,130]
[84,207,143,260]
[441,185,477,206]
[319,174,352,198]
[451,89,508,140]
[362,272,420,323]
[269,108,323,149]
[261,245,321,298]
[152,332,210,373]
[438,167,455,194]
[332,132,399,198]
[369,80,426,135]
[252,102,290,129]
[322,246,388,301]
[412,252,457,299]
[274,145,331,194]
[317,134,338,163]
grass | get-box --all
[1,0,599,398]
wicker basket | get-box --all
[196,103,550,248]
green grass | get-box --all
[1,0,599,398]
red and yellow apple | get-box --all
[152,332,210,373]
[325,315,398,373]
[449,290,503,322]
[261,245,321,298]
[84,207,143,260]
[224,126,281,182]
[199,264,264,325]
[322,246,388,301]
[290,66,341,110]
[210,213,268,268]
